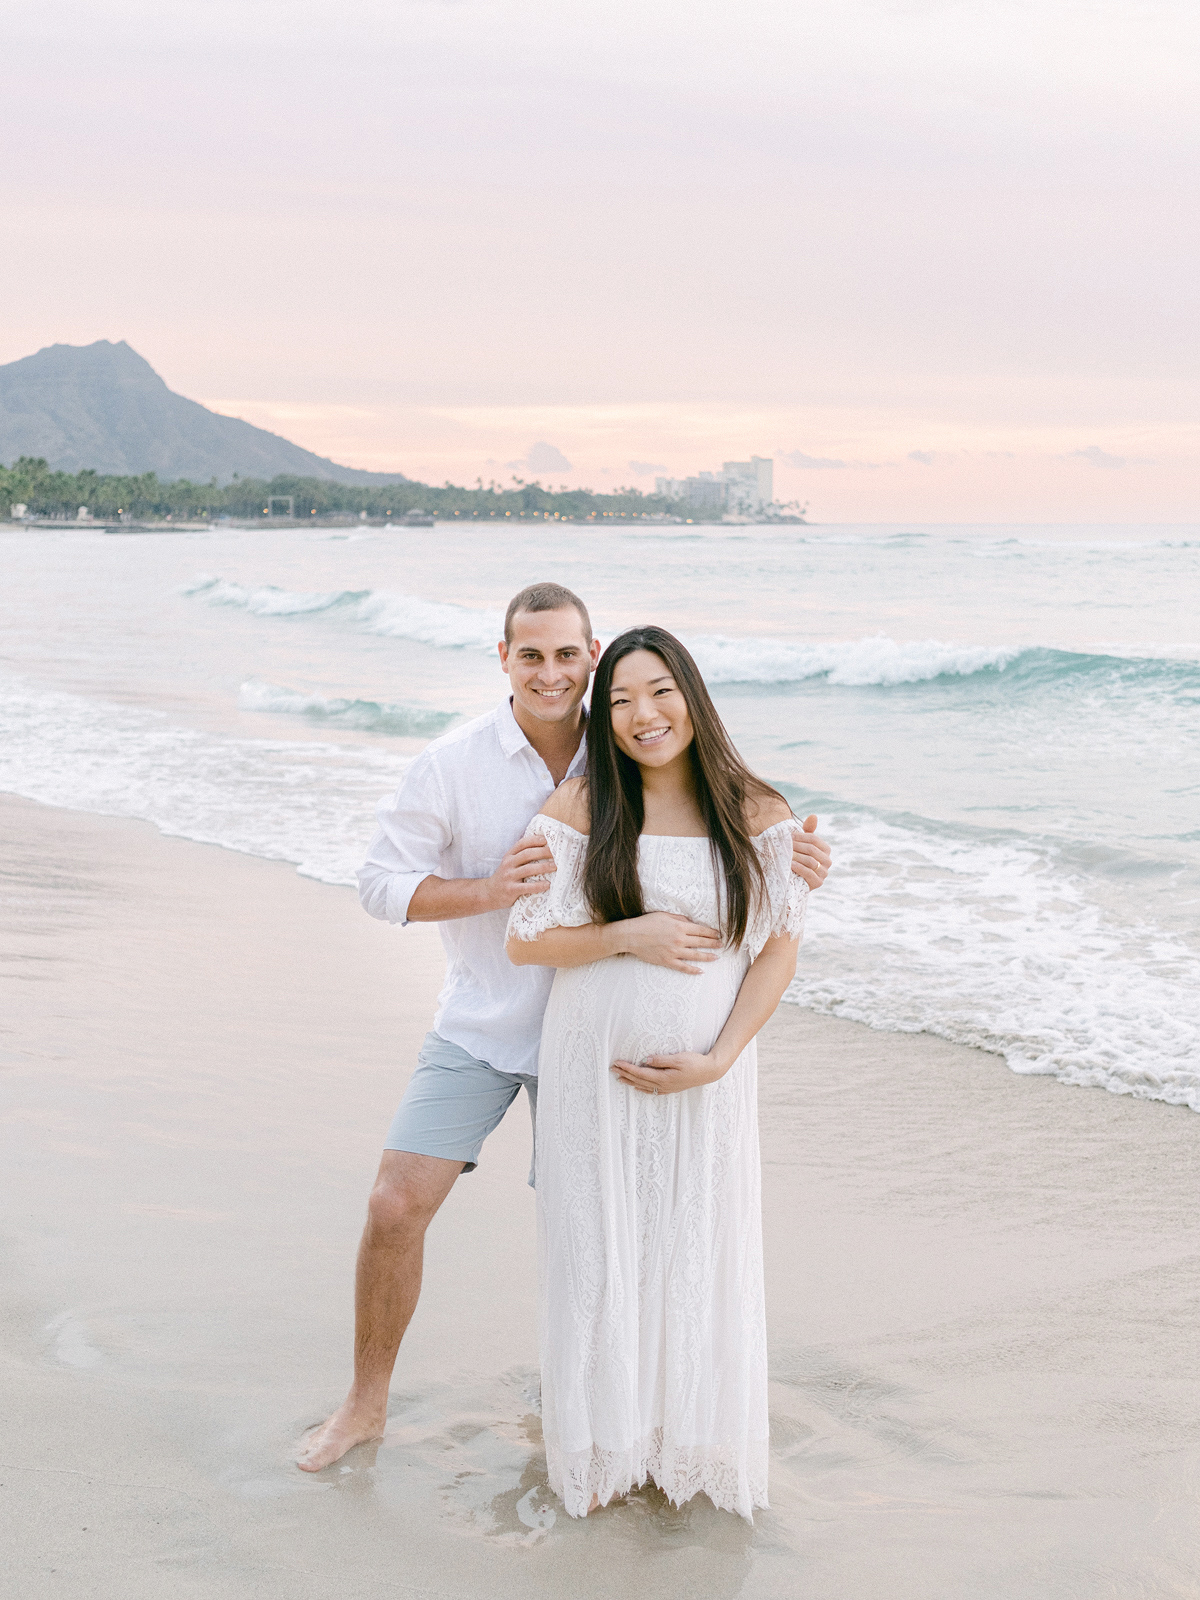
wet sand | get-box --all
[3,792,1199,1598]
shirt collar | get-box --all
[496,695,531,758]
[497,695,589,770]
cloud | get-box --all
[507,441,572,474]
[777,449,878,470]
[627,459,667,476]
[778,449,849,469]
[1067,445,1158,470]
[1071,446,1126,469]
[908,449,935,465]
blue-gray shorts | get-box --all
[384,1031,538,1186]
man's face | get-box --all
[499,606,600,725]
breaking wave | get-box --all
[182,575,372,617]
[184,575,502,647]
[239,679,458,738]
[685,634,1021,686]
[184,576,1200,692]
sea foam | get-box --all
[183,576,370,616]
[0,673,407,886]
[185,575,502,648]
[683,634,1022,686]
[784,801,1200,1110]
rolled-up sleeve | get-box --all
[356,754,451,924]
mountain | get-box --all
[0,341,409,485]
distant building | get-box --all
[76,505,92,521]
[656,455,774,514]
[655,472,729,510]
[684,472,729,511]
[721,457,773,512]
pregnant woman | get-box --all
[506,625,806,1521]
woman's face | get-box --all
[607,649,695,768]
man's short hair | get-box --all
[504,582,593,646]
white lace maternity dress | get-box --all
[507,816,807,1521]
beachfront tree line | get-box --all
[1,457,742,523]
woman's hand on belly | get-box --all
[621,912,724,974]
[611,1051,725,1095]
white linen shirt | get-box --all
[356,697,587,1077]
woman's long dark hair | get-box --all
[584,626,789,946]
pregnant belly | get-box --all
[544,950,747,1066]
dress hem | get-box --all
[547,1428,770,1523]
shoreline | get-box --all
[4,513,808,530]
[4,779,1188,1117]
[4,792,1200,1597]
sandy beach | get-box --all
[4,792,1199,1598]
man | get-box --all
[297,582,831,1471]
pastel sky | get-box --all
[4,0,1197,519]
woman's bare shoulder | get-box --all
[540,775,591,833]
[743,787,794,837]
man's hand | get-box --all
[487,834,556,910]
[791,815,831,890]
[620,912,723,974]
[611,1051,722,1094]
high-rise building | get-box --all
[684,472,729,510]
[656,457,773,514]
[654,473,725,507]
[721,457,773,511]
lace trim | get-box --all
[507,816,807,953]
[547,1428,769,1523]
[747,821,808,959]
[506,815,592,942]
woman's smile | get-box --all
[608,648,696,765]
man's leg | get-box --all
[296,1149,462,1471]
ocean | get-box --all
[3,519,1197,1109]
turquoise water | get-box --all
[2,520,1197,1106]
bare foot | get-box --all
[296,1398,386,1472]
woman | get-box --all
[506,626,806,1521]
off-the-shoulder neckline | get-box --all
[534,814,798,842]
